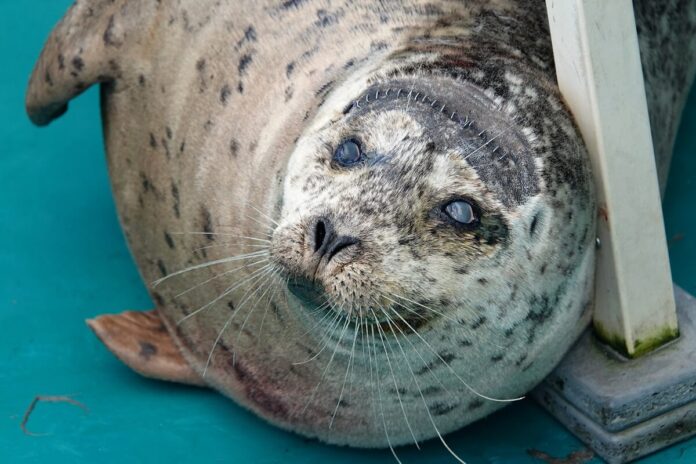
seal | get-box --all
[25,0,696,456]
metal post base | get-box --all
[532,286,696,463]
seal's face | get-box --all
[273,76,534,329]
[261,73,594,447]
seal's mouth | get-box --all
[286,276,432,333]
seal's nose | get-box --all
[310,217,360,272]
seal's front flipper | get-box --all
[87,310,205,386]
[26,0,158,126]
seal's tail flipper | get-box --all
[87,310,205,387]
[25,0,155,126]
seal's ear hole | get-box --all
[529,210,544,239]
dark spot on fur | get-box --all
[491,354,504,362]
[471,316,487,329]
[138,341,157,360]
[229,138,239,157]
[201,206,215,241]
[140,172,151,192]
[103,15,120,47]
[196,58,206,72]
[238,54,253,75]
[315,80,335,97]
[164,231,175,249]
[165,126,173,139]
[422,386,442,396]
[431,402,458,416]
[238,81,244,93]
[236,26,257,48]
[138,74,146,85]
[232,362,289,421]
[152,291,165,307]
[171,182,180,218]
[515,353,528,367]
[149,133,157,148]
[416,352,456,375]
[315,9,339,28]
[280,0,307,9]
[467,399,484,411]
[220,84,231,104]
[530,212,540,237]
[72,56,84,72]
[286,61,295,78]
[156,259,167,277]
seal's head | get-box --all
[269,68,595,446]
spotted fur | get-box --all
[26,0,696,450]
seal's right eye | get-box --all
[334,139,363,166]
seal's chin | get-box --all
[287,276,326,310]
[286,276,435,333]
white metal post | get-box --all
[545,0,679,357]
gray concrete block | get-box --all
[532,286,696,463]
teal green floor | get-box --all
[1,1,695,463]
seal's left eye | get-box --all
[334,139,363,166]
[444,200,476,225]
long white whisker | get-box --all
[371,324,403,464]
[382,301,524,403]
[369,307,420,449]
[174,257,269,298]
[329,318,359,428]
[293,304,345,365]
[377,305,466,464]
[377,294,458,402]
[462,128,509,161]
[232,267,279,350]
[170,232,271,242]
[255,273,285,347]
[246,202,280,227]
[300,308,352,415]
[177,263,273,325]
[202,266,277,376]
[385,292,507,350]
[193,243,269,253]
[152,251,269,287]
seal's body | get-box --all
[27,0,696,450]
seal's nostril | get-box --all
[325,236,360,263]
[314,219,327,252]
[309,216,359,266]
